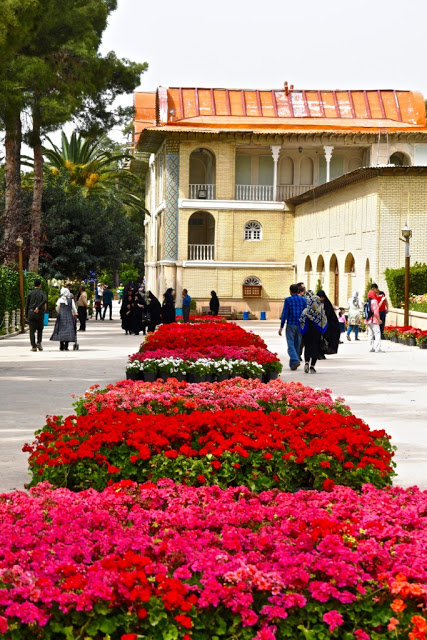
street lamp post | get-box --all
[15,236,25,333]
[401,225,412,326]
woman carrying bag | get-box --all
[50,287,78,351]
[299,290,328,374]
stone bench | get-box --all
[201,305,233,319]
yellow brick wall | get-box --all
[179,139,235,200]
[378,175,427,277]
[294,174,427,307]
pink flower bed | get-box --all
[0,481,426,639]
[75,378,350,417]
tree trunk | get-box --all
[28,105,43,273]
[2,113,22,264]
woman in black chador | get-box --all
[209,290,220,316]
[120,285,136,335]
[135,288,148,336]
[317,290,341,356]
[146,291,162,332]
[162,288,176,324]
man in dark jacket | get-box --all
[25,279,47,352]
[102,286,114,320]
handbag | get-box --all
[43,312,49,326]
[320,336,329,354]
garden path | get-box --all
[0,316,426,492]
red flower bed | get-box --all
[141,322,267,352]
[0,481,426,639]
[24,407,394,492]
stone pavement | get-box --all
[0,316,426,493]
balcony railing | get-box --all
[189,183,215,199]
[188,244,215,261]
[235,185,274,201]
[236,184,315,201]
[276,185,314,200]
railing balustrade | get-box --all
[276,185,314,200]
[235,185,274,201]
[188,244,215,261]
[189,184,215,200]
[235,184,315,201]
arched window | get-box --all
[316,255,325,274]
[188,211,215,260]
[345,253,356,300]
[279,156,294,185]
[304,255,313,289]
[389,152,411,167]
[344,253,355,274]
[243,276,262,298]
[243,276,262,286]
[329,254,339,307]
[300,157,314,185]
[244,220,262,241]
[189,148,216,199]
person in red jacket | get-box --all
[365,286,382,353]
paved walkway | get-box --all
[0,316,426,493]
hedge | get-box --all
[384,263,427,308]
[0,266,47,330]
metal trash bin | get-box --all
[260,311,266,320]
[243,311,249,320]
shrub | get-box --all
[0,267,46,328]
[385,263,427,308]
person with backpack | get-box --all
[364,286,382,353]
[346,291,362,341]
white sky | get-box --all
[101,0,427,102]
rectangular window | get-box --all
[235,156,252,185]
[258,155,274,185]
[414,145,427,165]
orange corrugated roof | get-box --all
[134,86,427,141]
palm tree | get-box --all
[43,132,145,212]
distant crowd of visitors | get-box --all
[278,282,388,372]
[119,287,219,335]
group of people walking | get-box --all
[25,281,79,352]
[279,283,340,373]
[279,281,389,371]
[120,286,162,335]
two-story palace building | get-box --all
[134,84,427,315]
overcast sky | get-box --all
[101,0,427,101]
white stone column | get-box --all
[271,145,281,200]
[323,145,334,182]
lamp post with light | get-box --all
[15,237,25,333]
[401,224,412,326]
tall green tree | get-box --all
[43,132,145,213]
[0,0,146,270]
[39,170,142,280]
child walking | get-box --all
[338,308,346,344]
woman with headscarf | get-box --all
[50,287,78,351]
[146,291,162,332]
[317,290,341,356]
[347,290,362,341]
[210,290,220,316]
[135,288,148,336]
[120,285,136,335]
[162,288,176,324]
[299,290,328,373]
